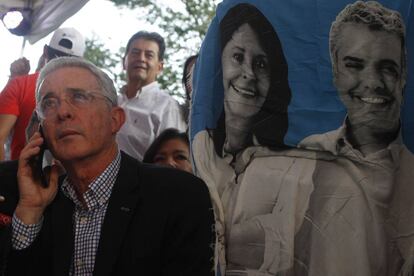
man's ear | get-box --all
[122,56,127,70]
[158,61,164,73]
[111,107,126,134]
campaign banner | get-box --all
[191,1,414,275]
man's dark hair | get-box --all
[143,128,189,163]
[124,31,166,61]
[330,1,406,86]
[182,54,198,101]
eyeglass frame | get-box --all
[35,88,114,120]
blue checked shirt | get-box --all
[12,152,121,276]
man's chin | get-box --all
[132,71,147,79]
[353,120,399,134]
[51,144,87,161]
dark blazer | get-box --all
[0,160,19,217]
[1,152,215,276]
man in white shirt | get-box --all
[116,31,186,161]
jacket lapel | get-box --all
[93,153,142,276]
[51,192,75,276]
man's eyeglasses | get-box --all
[36,89,112,119]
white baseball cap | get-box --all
[48,27,85,57]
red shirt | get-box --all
[0,72,38,160]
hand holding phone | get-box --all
[16,129,59,225]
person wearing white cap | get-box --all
[0,27,85,161]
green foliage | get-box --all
[109,0,217,101]
[84,37,126,89]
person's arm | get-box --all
[162,175,215,276]
[11,214,43,250]
[0,132,59,275]
[14,132,59,226]
[157,97,187,135]
[0,115,17,161]
[9,58,30,81]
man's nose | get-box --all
[137,52,146,62]
[362,68,385,91]
[56,98,74,120]
[165,156,177,168]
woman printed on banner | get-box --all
[192,3,317,275]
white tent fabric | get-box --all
[0,0,44,12]
[0,0,88,44]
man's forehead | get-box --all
[39,67,100,94]
[130,38,160,52]
[337,24,402,61]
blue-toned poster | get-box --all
[191,0,414,275]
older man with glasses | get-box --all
[0,57,215,276]
[0,28,85,162]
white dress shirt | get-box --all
[296,124,405,276]
[116,81,186,161]
[192,130,317,275]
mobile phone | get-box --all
[29,126,49,187]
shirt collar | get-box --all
[120,81,159,100]
[327,122,403,164]
[61,151,122,210]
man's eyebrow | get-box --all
[66,87,88,93]
[155,149,188,155]
[378,59,400,68]
[343,56,364,63]
[173,150,189,155]
[41,91,55,99]
[232,46,245,52]
[130,48,141,53]
[144,50,156,55]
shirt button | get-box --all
[338,138,345,147]
[79,217,88,224]
[17,234,27,242]
[76,259,83,267]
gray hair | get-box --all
[35,56,118,106]
[329,1,406,84]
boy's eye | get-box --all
[153,155,165,162]
[233,53,244,64]
[71,91,89,102]
[345,62,364,70]
[42,98,58,109]
[175,154,189,161]
[380,65,399,78]
[254,56,268,71]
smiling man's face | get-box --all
[334,23,403,134]
[124,38,163,86]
